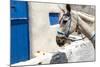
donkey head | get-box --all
[56,4,72,47]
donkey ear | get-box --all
[66,4,71,12]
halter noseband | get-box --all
[57,12,72,38]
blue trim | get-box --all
[49,13,59,25]
[11,19,28,25]
[26,3,30,60]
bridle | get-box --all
[57,12,72,38]
[57,13,86,41]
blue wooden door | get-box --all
[11,1,30,64]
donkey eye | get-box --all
[63,20,67,24]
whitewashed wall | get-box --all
[28,2,65,58]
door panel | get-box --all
[11,19,30,64]
[11,1,28,18]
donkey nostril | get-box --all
[62,40,65,43]
[58,40,60,42]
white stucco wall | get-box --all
[28,2,65,58]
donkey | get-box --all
[56,4,79,47]
[56,4,95,49]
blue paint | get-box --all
[49,13,59,25]
[11,1,28,18]
[11,1,30,64]
[11,19,28,25]
[11,20,29,64]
